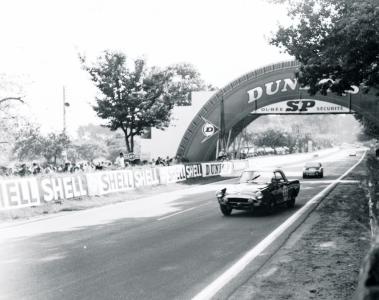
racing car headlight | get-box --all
[216,191,223,198]
[256,191,263,199]
[216,188,227,198]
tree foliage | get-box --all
[76,124,127,161]
[255,129,288,148]
[77,123,114,140]
[13,126,45,161]
[71,142,108,162]
[13,129,71,164]
[354,114,379,140]
[80,51,206,152]
[271,0,379,95]
[241,125,333,153]
[41,133,71,164]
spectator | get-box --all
[63,162,71,172]
[217,150,227,161]
[32,163,41,175]
[115,152,125,168]
[155,156,162,165]
[18,164,30,176]
[44,165,53,174]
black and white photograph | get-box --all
[0,0,378,299]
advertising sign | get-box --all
[133,167,159,188]
[201,162,223,177]
[247,77,359,104]
[85,167,160,196]
[0,178,40,210]
[232,160,249,171]
[40,174,87,202]
[251,100,351,114]
[200,116,219,143]
[220,162,233,176]
[159,165,186,184]
[184,163,203,179]
[86,170,134,196]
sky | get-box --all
[0,0,292,136]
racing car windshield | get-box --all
[239,171,273,184]
[304,162,321,168]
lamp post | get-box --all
[62,86,70,135]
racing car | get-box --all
[303,161,323,178]
[216,169,300,216]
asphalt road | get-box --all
[0,149,363,300]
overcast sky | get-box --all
[0,0,292,136]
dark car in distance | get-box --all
[216,169,300,216]
[303,161,323,178]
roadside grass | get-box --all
[0,175,234,223]
[354,153,379,299]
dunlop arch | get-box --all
[176,61,379,162]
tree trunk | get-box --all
[124,133,131,153]
[130,133,134,153]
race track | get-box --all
[0,149,364,300]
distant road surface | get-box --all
[0,149,363,300]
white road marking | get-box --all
[157,203,209,221]
[192,151,366,300]
[300,180,360,184]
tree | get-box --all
[271,0,379,95]
[76,124,128,161]
[165,63,206,106]
[255,129,288,148]
[355,114,379,140]
[80,51,206,153]
[13,130,72,164]
[71,142,108,162]
[77,123,115,140]
[13,126,45,161]
[41,133,71,164]
[270,0,379,138]
[0,73,29,164]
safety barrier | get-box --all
[0,160,246,210]
[0,149,336,210]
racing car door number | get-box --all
[283,185,289,202]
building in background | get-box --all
[139,91,214,161]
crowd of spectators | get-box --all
[0,161,108,177]
[0,147,297,177]
[0,152,185,178]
